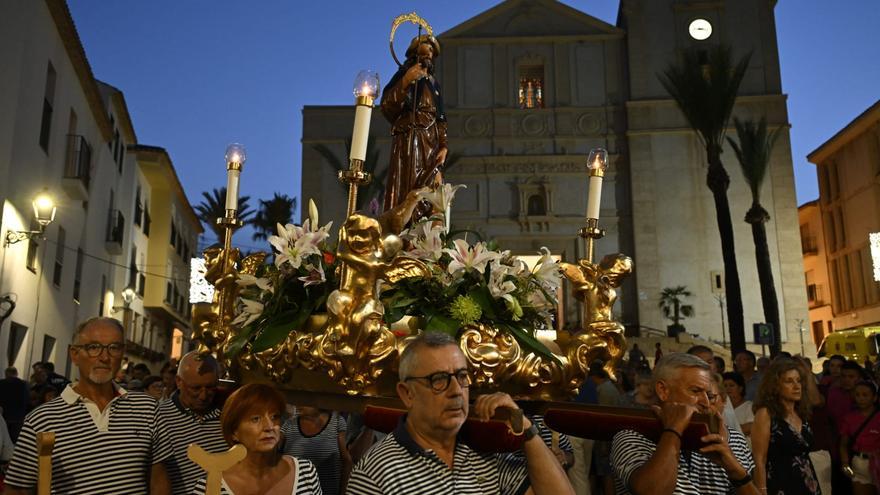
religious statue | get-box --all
[321,214,430,391]
[381,34,448,212]
[559,253,632,379]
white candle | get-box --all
[585,148,608,220]
[350,102,372,162]
[225,169,240,211]
[586,175,602,220]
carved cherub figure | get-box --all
[322,214,429,390]
[560,253,632,378]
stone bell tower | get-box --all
[618,0,809,349]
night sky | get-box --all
[66,1,880,250]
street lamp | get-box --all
[121,286,136,308]
[121,285,136,341]
[4,190,57,246]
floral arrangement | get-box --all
[228,187,562,361]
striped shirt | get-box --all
[347,416,529,495]
[611,427,754,495]
[280,411,347,495]
[154,391,227,494]
[4,384,170,494]
[191,455,322,494]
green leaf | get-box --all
[225,325,257,358]
[389,295,419,309]
[425,314,461,338]
[251,306,311,352]
[467,286,497,320]
[502,323,562,366]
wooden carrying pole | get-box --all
[36,431,55,495]
[187,444,246,495]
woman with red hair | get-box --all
[192,383,322,494]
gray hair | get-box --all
[653,352,711,384]
[398,332,458,381]
[74,317,124,344]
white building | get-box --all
[0,0,199,378]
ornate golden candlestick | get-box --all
[193,144,246,356]
[339,70,380,217]
[580,148,608,263]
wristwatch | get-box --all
[523,423,539,441]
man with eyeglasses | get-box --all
[610,353,757,495]
[153,351,227,494]
[347,331,574,494]
[4,317,172,494]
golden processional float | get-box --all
[189,11,718,459]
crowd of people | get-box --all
[0,316,878,494]
[0,318,573,494]
[577,343,880,495]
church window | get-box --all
[518,65,545,109]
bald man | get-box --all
[153,352,227,494]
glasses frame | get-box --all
[71,342,125,358]
[404,368,471,393]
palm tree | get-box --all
[658,44,751,354]
[659,286,695,336]
[313,135,387,210]
[252,193,297,241]
[194,187,255,240]
[728,117,783,355]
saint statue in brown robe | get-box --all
[381,34,448,212]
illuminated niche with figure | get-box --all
[516,54,545,109]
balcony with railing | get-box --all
[802,235,819,255]
[105,209,125,254]
[62,134,92,200]
[807,283,827,308]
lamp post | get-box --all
[4,190,57,246]
[796,318,805,357]
[121,285,135,341]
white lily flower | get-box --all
[487,261,517,300]
[444,239,501,276]
[235,274,274,293]
[232,298,264,327]
[532,247,562,291]
[298,263,326,287]
[405,221,445,262]
[418,183,466,214]
[308,199,319,229]
[269,222,329,270]
[526,288,555,310]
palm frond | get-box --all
[658,45,751,148]
[252,193,297,241]
[195,187,254,239]
[727,117,782,203]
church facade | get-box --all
[301,0,810,352]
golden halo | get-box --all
[389,12,433,67]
